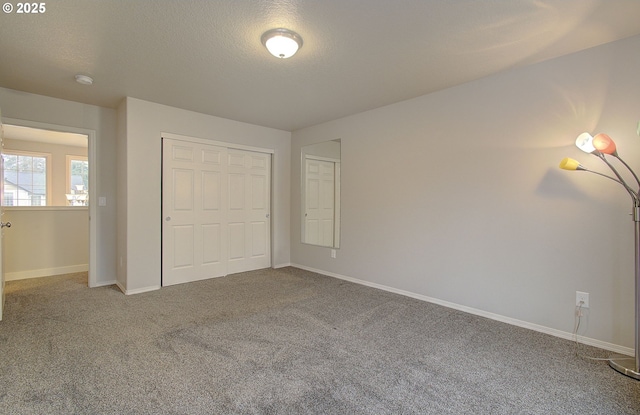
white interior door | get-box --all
[0,111,5,320]
[162,138,271,286]
[227,149,271,274]
[162,139,228,286]
[304,157,335,247]
[334,161,341,249]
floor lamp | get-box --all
[559,128,640,380]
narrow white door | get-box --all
[304,157,335,247]
[0,111,5,320]
[227,149,271,274]
[162,139,228,286]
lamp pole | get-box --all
[608,203,640,379]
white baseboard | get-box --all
[291,263,634,357]
[91,279,117,288]
[115,281,161,295]
[5,264,89,281]
[273,262,292,269]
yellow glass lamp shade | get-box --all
[593,133,617,155]
[559,157,584,171]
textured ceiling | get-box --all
[1,0,640,131]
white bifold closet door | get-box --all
[162,137,271,287]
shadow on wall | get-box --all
[536,169,594,201]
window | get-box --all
[66,155,89,206]
[2,151,50,206]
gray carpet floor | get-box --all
[0,267,639,414]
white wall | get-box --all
[0,87,118,286]
[291,35,640,351]
[118,97,291,293]
[116,99,127,290]
[3,208,88,279]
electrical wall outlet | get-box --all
[576,291,589,308]
[331,249,337,259]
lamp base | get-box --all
[609,355,640,380]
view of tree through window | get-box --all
[70,159,88,190]
[3,152,47,206]
[67,158,89,206]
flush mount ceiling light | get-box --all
[261,28,303,59]
[75,74,93,85]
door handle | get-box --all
[1,221,11,228]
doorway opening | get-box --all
[2,119,96,286]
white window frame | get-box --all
[66,155,89,193]
[2,149,52,207]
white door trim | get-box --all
[304,154,340,164]
[3,117,97,287]
[162,132,274,155]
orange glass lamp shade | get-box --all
[592,133,618,155]
[559,157,585,171]
[575,132,596,153]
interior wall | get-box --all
[119,97,291,293]
[116,99,127,290]
[0,87,118,286]
[3,208,88,279]
[291,35,640,351]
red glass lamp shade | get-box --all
[592,133,617,155]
